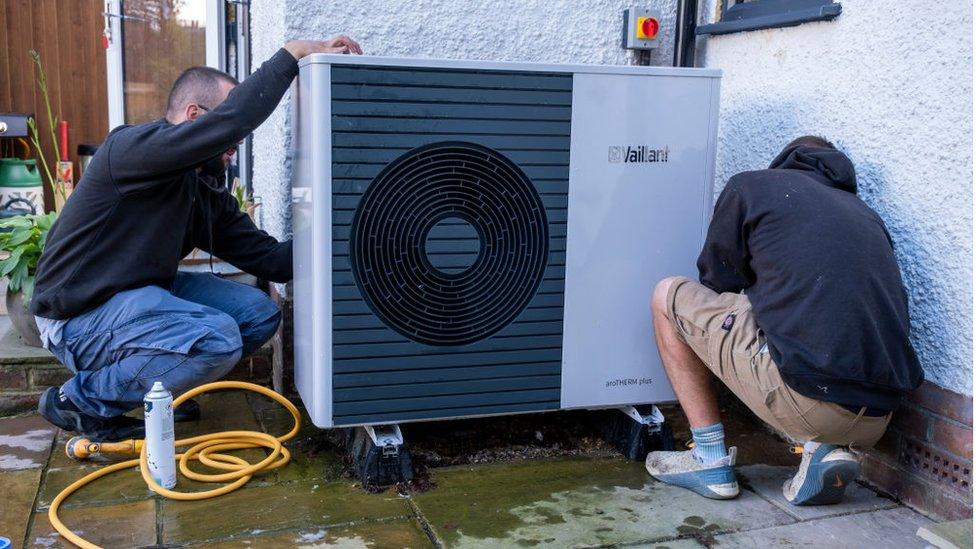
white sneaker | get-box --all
[783,442,860,505]
[645,447,739,500]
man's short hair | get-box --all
[165,66,239,118]
[783,135,835,151]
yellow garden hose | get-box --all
[48,381,302,549]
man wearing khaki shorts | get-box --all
[645,136,923,505]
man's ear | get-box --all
[185,104,202,122]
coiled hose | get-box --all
[48,381,301,549]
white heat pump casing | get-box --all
[291,55,721,428]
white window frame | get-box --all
[103,0,125,130]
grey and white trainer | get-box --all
[783,442,860,505]
[645,447,739,500]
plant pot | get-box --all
[5,288,42,347]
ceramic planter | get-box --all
[5,288,42,347]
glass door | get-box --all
[103,0,251,188]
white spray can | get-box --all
[144,381,177,490]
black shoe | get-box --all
[174,398,201,423]
[38,387,145,442]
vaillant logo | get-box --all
[608,145,670,164]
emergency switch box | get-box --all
[623,7,661,50]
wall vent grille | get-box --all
[900,438,971,492]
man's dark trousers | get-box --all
[46,272,280,418]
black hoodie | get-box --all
[31,48,298,320]
[698,145,923,412]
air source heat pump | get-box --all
[291,54,720,429]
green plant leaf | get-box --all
[1,247,26,277]
[5,228,33,247]
[9,260,28,291]
[0,258,19,279]
[20,276,34,303]
[35,212,56,230]
[0,212,56,288]
[0,217,32,230]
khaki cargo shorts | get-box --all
[665,277,891,448]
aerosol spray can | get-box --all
[144,381,177,490]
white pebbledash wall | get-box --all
[696,1,973,395]
[249,0,675,256]
[249,0,972,395]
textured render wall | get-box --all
[249,0,676,293]
[249,1,289,246]
[249,0,972,394]
[698,1,973,394]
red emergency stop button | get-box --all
[637,16,659,39]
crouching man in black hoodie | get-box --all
[644,136,923,506]
[30,37,362,440]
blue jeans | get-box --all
[47,272,281,418]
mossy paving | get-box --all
[409,457,793,548]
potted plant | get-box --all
[26,50,70,211]
[0,211,56,346]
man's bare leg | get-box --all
[650,277,721,429]
[644,277,738,500]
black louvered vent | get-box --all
[350,142,549,347]
[331,65,571,426]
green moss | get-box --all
[412,457,649,546]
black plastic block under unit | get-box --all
[597,408,676,461]
[345,427,414,487]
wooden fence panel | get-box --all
[0,0,109,210]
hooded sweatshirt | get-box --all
[31,48,298,320]
[698,145,923,412]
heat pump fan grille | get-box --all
[329,66,570,424]
[350,142,550,346]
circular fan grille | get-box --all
[350,141,550,346]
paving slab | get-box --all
[710,506,932,548]
[738,464,898,520]
[0,414,56,470]
[160,480,412,545]
[0,468,42,548]
[37,463,151,511]
[257,407,347,485]
[26,499,157,548]
[40,458,269,513]
[171,391,263,437]
[41,451,276,512]
[272,443,347,485]
[411,457,795,548]
[917,518,973,549]
[190,519,435,548]
[40,393,275,511]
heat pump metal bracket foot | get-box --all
[346,424,414,487]
[599,404,675,460]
